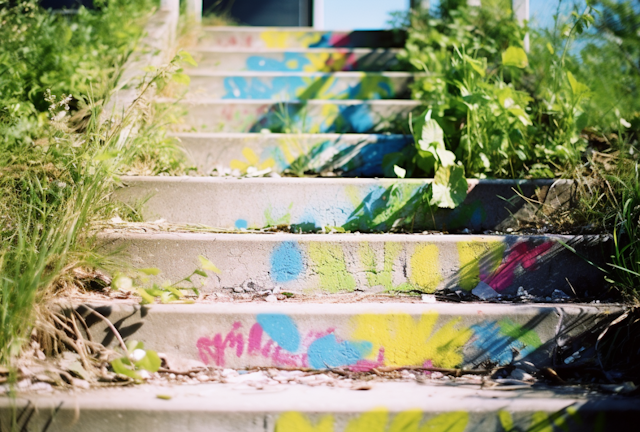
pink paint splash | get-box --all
[197,322,244,366]
[349,347,385,372]
[482,241,554,292]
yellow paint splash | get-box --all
[260,31,322,49]
[344,408,388,432]
[456,239,505,291]
[279,410,468,432]
[230,147,275,173]
[350,312,472,368]
[410,244,442,293]
[275,412,334,432]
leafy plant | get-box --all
[110,340,161,380]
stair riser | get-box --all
[186,73,413,100]
[192,49,400,72]
[174,133,412,176]
[4,393,633,432]
[115,178,559,232]
[198,29,405,49]
[75,303,621,371]
[99,233,605,297]
[164,100,421,133]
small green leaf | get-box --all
[177,50,198,67]
[135,349,161,372]
[157,394,172,400]
[111,357,140,379]
[198,255,221,274]
[139,267,161,276]
[194,269,208,278]
[112,275,133,291]
[166,286,185,298]
[502,47,528,68]
[136,288,157,304]
[171,73,190,85]
[546,42,555,55]
[393,165,406,178]
[566,71,590,97]
[430,165,468,209]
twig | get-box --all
[81,305,128,353]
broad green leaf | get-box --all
[111,357,140,379]
[126,340,144,353]
[393,165,406,179]
[434,148,457,167]
[566,71,590,97]
[171,73,190,85]
[139,267,161,276]
[414,150,436,174]
[135,349,161,372]
[419,119,444,150]
[502,46,528,68]
[198,255,221,274]
[508,107,532,126]
[430,165,468,209]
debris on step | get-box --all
[472,281,500,300]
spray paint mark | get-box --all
[483,241,554,292]
[307,334,372,369]
[410,244,443,293]
[350,312,472,368]
[271,241,304,282]
[235,219,248,229]
[256,314,301,352]
[470,319,543,365]
[308,243,356,292]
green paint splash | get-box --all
[308,243,356,293]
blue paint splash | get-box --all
[256,314,301,352]
[270,241,304,282]
[235,219,248,229]
[308,334,372,369]
[470,321,538,365]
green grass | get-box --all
[0,0,191,366]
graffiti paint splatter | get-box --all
[271,242,304,283]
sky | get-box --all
[322,0,586,30]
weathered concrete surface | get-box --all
[159,98,422,133]
[185,71,416,100]
[198,27,406,49]
[114,177,569,233]
[191,48,401,72]
[3,381,637,432]
[98,232,606,296]
[173,132,412,176]
[70,302,624,370]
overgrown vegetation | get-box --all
[0,0,191,368]
[393,0,640,298]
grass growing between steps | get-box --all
[0,0,189,370]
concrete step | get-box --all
[172,132,412,176]
[161,99,421,133]
[191,48,401,72]
[114,177,563,233]
[98,232,606,297]
[185,72,415,100]
[198,27,406,49]
[4,380,637,432]
[72,302,623,370]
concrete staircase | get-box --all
[5,26,638,431]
